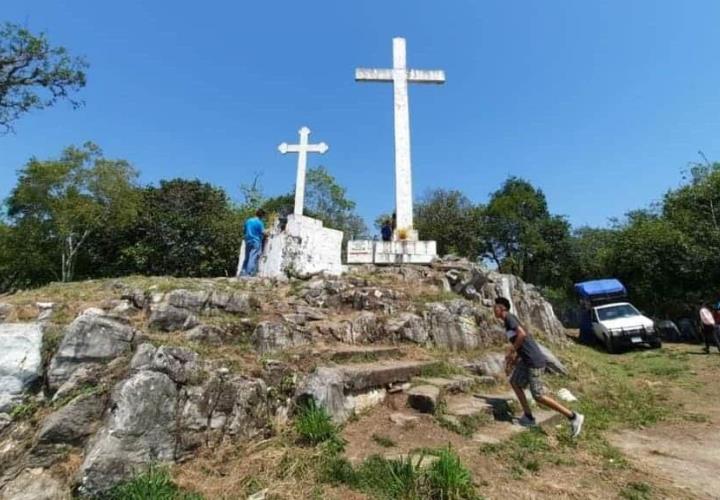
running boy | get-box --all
[493,297,584,437]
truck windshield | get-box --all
[597,304,641,321]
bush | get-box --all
[426,447,479,500]
[295,400,342,447]
[106,467,202,500]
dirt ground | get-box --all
[340,343,720,500]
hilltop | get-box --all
[0,261,717,499]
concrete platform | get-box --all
[347,240,437,265]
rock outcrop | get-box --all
[47,309,138,391]
[0,323,43,413]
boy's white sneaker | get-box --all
[571,413,585,438]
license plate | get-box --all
[631,336,642,343]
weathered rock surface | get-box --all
[78,371,177,496]
[179,374,270,452]
[1,468,69,500]
[0,303,14,322]
[424,300,493,350]
[150,346,200,384]
[47,310,137,391]
[407,385,440,413]
[538,344,569,376]
[384,312,428,344]
[0,323,43,412]
[37,393,105,446]
[297,360,440,422]
[252,321,307,353]
[148,303,199,331]
[184,324,226,345]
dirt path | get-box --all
[610,425,720,499]
[609,345,720,499]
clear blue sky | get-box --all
[3,1,720,231]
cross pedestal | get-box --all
[243,126,343,278]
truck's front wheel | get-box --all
[649,337,662,349]
[605,334,617,354]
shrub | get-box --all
[426,446,479,500]
[106,467,202,500]
[295,400,342,447]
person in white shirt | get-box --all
[699,303,720,354]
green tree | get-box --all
[6,143,139,282]
[305,166,367,239]
[606,213,695,316]
[119,179,243,277]
[0,22,87,132]
[481,177,572,287]
[414,189,483,257]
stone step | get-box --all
[444,394,494,418]
[407,384,440,413]
[411,375,475,394]
[471,409,566,445]
[312,345,403,362]
[339,359,441,392]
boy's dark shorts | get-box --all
[509,361,545,399]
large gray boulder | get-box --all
[178,373,269,453]
[78,371,177,496]
[148,303,199,332]
[424,300,495,350]
[384,312,429,345]
[480,271,566,342]
[295,367,347,423]
[47,310,137,391]
[537,344,569,376]
[0,323,43,412]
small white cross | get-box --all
[278,126,329,216]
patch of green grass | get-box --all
[437,412,491,438]
[294,400,343,447]
[320,445,480,499]
[413,290,460,306]
[9,400,41,422]
[105,467,203,500]
[355,454,424,499]
[420,361,467,378]
[371,433,397,448]
[41,324,64,366]
[619,481,652,500]
[426,446,480,500]
[52,383,105,409]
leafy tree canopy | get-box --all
[0,22,87,132]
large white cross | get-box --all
[278,126,329,216]
[356,37,445,239]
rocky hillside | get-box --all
[0,260,568,498]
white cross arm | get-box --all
[355,68,394,82]
[278,142,329,154]
[407,69,445,84]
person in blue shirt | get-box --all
[381,219,393,242]
[240,209,266,277]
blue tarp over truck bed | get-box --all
[575,279,628,344]
[574,279,627,302]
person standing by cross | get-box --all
[240,209,267,277]
[493,297,585,437]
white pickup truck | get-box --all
[576,279,662,353]
[591,302,661,353]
